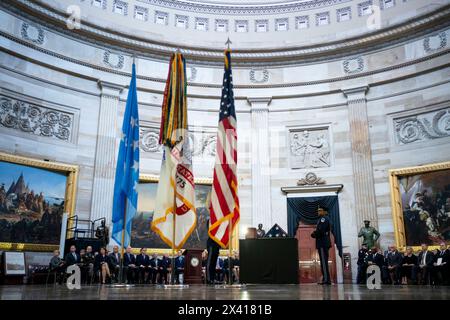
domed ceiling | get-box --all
[5,0,450,64]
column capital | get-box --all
[342,86,369,103]
[97,80,124,98]
[247,97,272,112]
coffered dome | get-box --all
[11,0,450,64]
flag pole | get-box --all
[119,199,127,284]
[226,37,233,285]
[118,55,136,285]
[171,179,176,285]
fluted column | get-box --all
[90,80,123,226]
[343,86,378,230]
[248,97,272,230]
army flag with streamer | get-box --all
[151,52,196,249]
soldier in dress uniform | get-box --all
[311,207,332,285]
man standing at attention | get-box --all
[311,207,332,285]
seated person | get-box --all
[136,248,150,284]
[417,243,434,285]
[159,254,171,284]
[201,251,208,284]
[401,247,418,284]
[433,243,449,285]
[83,246,95,284]
[233,252,240,283]
[366,247,385,283]
[215,257,224,283]
[64,245,80,267]
[174,250,185,284]
[108,245,121,283]
[123,246,137,284]
[94,247,111,284]
[222,256,235,284]
[49,249,65,284]
[384,245,403,285]
[79,249,88,284]
[149,253,159,284]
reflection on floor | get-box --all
[0,284,449,300]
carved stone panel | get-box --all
[289,128,331,169]
[140,126,216,158]
[394,107,450,145]
[0,95,74,141]
[140,128,162,153]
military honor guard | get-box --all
[311,207,332,285]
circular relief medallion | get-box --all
[190,257,200,267]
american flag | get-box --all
[208,50,240,248]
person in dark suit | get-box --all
[123,246,137,284]
[136,248,150,284]
[108,245,121,283]
[149,253,159,284]
[159,254,171,284]
[417,243,434,285]
[94,247,110,284]
[311,207,332,285]
[206,221,221,285]
[65,245,80,266]
[215,257,224,283]
[401,247,418,284]
[356,244,368,284]
[366,247,385,270]
[174,250,185,284]
[84,246,95,284]
[384,245,403,285]
[433,243,449,285]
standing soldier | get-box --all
[311,207,332,285]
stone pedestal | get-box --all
[248,97,272,230]
[90,80,123,225]
[343,86,378,231]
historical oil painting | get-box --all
[0,160,68,247]
[398,167,450,246]
[131,181,211,250]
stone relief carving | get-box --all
[249,69,269,84]
[343,56,364,74]
[297,172,326,185]
[423,32,447,53]
[0,96,73,141]
[140,128,162,153]
[289,128,331,169]
[103,51,124,69]
[20,22,45,45]
[394,107,450,145]
[140,127,216,157]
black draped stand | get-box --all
[287,196,343,258]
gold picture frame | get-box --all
[0,152,78,252]
[389,161,450,251]
[132,174,238,256]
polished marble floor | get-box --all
[0,284,449,300]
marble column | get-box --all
[343,86,378,231]
[248,97,272,230]
[90,80,123,226]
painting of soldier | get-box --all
[0,160,67,246]
[131,181,212,249]
[400,169,450,246]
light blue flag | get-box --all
[111,63,139,248]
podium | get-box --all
[183,249,203,284]
[240,238,298,284]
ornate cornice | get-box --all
[3,0,450,66]
[137,0,352,15]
